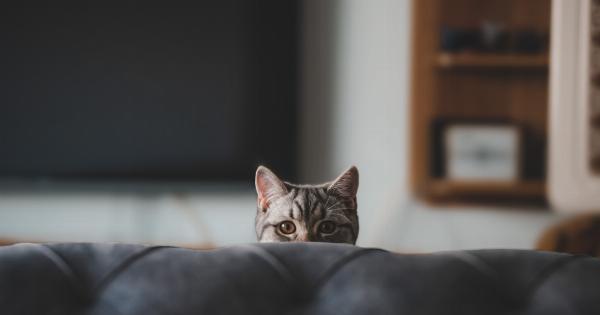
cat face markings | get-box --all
[254,166,359,244]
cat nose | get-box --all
[296,235,309,242]
[295,231,312,242]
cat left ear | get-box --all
[327,166,359,198]
[255,166,288,210]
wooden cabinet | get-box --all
[410,0,551,204]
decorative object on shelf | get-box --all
[439,23,547,55]
[440,26,480,52]
[513,29,546,54]
[444,124,521,182]
[480,20,508,52]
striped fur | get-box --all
[255,166,359,244]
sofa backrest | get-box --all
[1,242,599,315]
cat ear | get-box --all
[255,166,288,210]
[327,166,359,198]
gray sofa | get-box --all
[1,242,599,315]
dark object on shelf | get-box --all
[440,25,547,54]
[2,242,600,315]
[440,26,480,52]
[480,21,509,52]
[440,26,462,52]
[513,30,546,53]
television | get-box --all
[0,1,299,188]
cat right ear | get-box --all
[327,166,359,199]
[255,166,288,211]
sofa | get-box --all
[1,242,599,315]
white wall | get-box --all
[0,0,562,251]
[301,0,413,246]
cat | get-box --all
[254,165,359,244]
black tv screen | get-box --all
[0,1,299,185]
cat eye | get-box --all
[318,221,337,234]
[278,221,296,235]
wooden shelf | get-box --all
[436,53,549,69]
[428,179,546,199]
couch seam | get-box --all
[227,245,298,315]
[449,252,499,277]
[241,245,296,286]
[449,251,589,310]
[312,248,388,290]
[521,255,587,305]
[92,246,172,296]
[38,244,90,303]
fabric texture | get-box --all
[1,242,599,315]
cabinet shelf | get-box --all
[436,53,549,69]
[428,179,545,199]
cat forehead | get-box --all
[283,181,330,190]
[283,184,333,201]
[274,186,341,211]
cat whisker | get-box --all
[325,200,343,210]
[323,195,333,209]
[326,207,354,213]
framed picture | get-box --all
[444,124,522,182]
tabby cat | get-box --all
[254,165,359,244]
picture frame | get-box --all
[443,123,522,182]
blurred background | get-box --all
[0,0,599,254]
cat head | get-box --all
[254,165,359,244]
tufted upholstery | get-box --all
[1,243,600,315]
